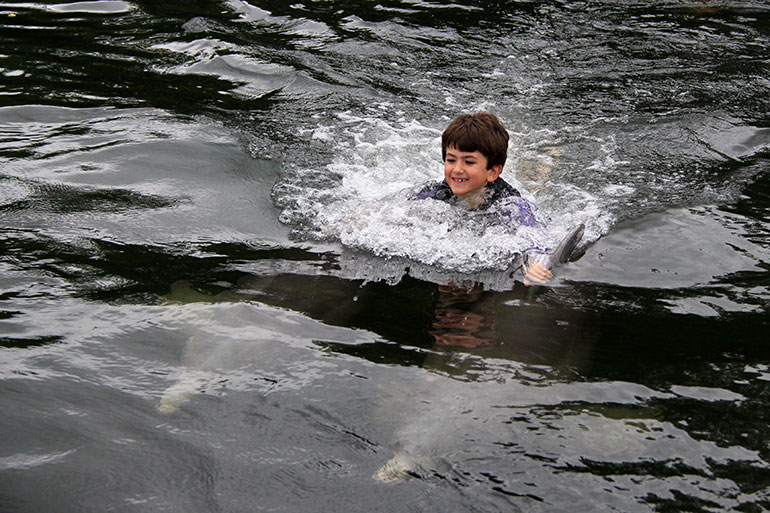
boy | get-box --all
[413,112,556,285]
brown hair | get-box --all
[441,112,509,169]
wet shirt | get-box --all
[412,177,540,228]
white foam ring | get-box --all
[273,111,609,286]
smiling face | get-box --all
[443,145,502,197]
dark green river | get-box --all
[1,1,769,511]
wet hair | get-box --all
[441,112,509,169]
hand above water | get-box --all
[524,262,553,286]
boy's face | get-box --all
[444,145,502,197]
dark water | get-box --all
[1,1,769,511]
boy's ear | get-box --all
[486,164,503,182]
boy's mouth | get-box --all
[451,177,468,183]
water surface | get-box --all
[1,1,769,511]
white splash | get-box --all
[273,109,610,280]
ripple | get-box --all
[47,1,133,14]
[0,449,77,470]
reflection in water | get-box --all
[431,285,494,350]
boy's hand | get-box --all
[523,262,553,286]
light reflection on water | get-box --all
[1,0,769,511]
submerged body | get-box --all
[412,176,541,228]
